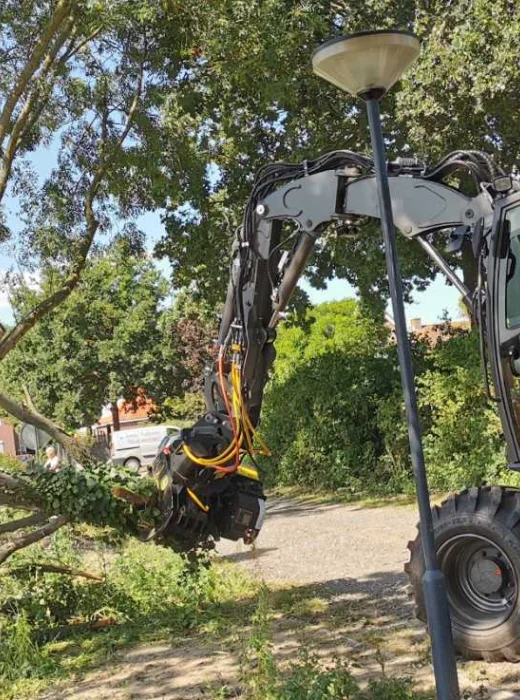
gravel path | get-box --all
[216,496,419,592]
[44,497,520,699]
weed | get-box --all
[0,532,256,699]
[231,587,434,700]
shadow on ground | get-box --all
[264,497,346,520]
[37,565,519,700]
[39,563,520,699]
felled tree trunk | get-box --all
[0,389,92,462]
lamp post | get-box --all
[312,30,460,700]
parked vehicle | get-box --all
[111,425,180,471]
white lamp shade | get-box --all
[312,30,420,97]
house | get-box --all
[0,419,19,456]
[94,395,155,439]
[408,317,471,344]
[385,314,471,344]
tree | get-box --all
[0,0,213,451]
[154,1,520,313]
[0,1,149,450]
[0,240,177,431]
[258,299,407,491]
[156,291,218,422]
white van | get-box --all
[111,425,180,471]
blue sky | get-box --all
[0,147,464,327]
[134,210,464,325]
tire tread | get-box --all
[405,485,520,661]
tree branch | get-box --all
[6,561,103,581]
[0,0,73,149]
[0,17,75,203]
[0,47,146,363]
[0,515,69,566]
[0,390,78,456]
[22,384,38,414]
[0,470,42,511]
[0,43,149,474]
[61,25,103,63]
[0,512,47,535]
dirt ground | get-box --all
[42,497,520,699]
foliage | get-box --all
[417,328,509,492]
[259,300,405,492]
[162,392,207,423]
[32,464,158,531]
[0,453,24,473]
[0,613,50,684]
[0,457,163,548]
[154,0,520,309]
[0,534,255,696]
[155,292,218,423]
[161,291,218,393]
[0,243,174,430]
[259,301,514,496]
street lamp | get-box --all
[313,30,460,700]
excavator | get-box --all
[152,148,520,662]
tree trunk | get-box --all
[111,402,121,432]
[0,390,91,462]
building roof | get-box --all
[384,315,471,345]
[96,395,155,427]
[408,317,471,344]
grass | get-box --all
[267,485,419,510]
[0,493,496,700]
[0,527,258,700]
[0,517,435,700]
[215,585,435,700]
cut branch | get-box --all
[0,515,69,566]
[6,562,103,581]
[0,512,47,535]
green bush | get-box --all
[162,391,207,423]
[417,329,510,491]
[0,453,24,473]
[260,300,515,496]
[259,300,406,493]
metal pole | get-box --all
[365,97,460,700]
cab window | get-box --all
[506,207,520,329]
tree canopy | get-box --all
[0,241,177,431]
[154,0,520,311]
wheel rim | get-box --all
[438,533,518,630]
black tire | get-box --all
[406,485,520,661]
[124,457,141,471]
